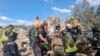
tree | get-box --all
[72,0,90,21]
[96,5,100,16]
[94,5,100,28]
[72,0,96,31]
[84,8,95,31]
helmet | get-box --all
[71,16,74,19]
[9,25,14,28]
[70,16,75,21]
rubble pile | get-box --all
[15,28,34,56]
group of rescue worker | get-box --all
[0,17,100,56]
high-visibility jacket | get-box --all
[0,29,9,42]
[64,32,78,53]
[65,44,78,53]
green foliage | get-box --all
[96,5,100,16]
[72,0,100,31]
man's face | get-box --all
[9,27,14,30]
[58,27,60,30]
[44,25,48,30]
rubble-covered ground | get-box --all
[0,17,73,56]
[0,27,97,56]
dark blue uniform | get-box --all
[3,31,19,56]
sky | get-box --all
[0,0,100,26]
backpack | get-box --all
[29,29,35,40]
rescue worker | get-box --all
[1,25,19,56]
[41,21,53,51]
[92,26,100,56]
[37,23,49,56]
[70,17,82,42]
[28,25,42,56]
[62,22,78,56]
[53,23,65,56]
